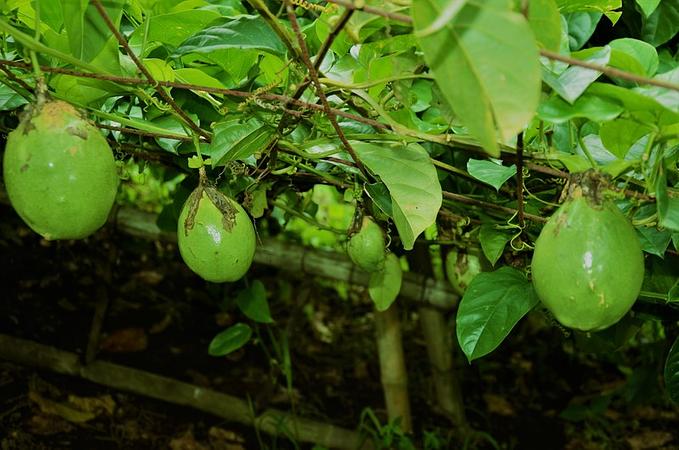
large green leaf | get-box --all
[545,46,610,103]
[172,15,287,59]
[538,94,624,123]
[636,226,672,257]
[0,83,28,111]
[131,9,221,52]
[61,0,124,71]
[665,336,679,404]
[636,0,661,17]
[352,142,441,250]
[608,38,658,78]
[556,0,621,23]
[641,0,679,47]
[599,119,652,158]
[528,0,562,51]
[656,168,679,232]
[206,117,276,166]
[412,0,541,156]
[456,267,539,362]
[478,224,512,266]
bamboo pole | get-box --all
[374,304,412,433]
[115,206,459,309]
[0,334,371,449]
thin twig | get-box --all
[90,0,211,140]
[325,0,412,23]
[285,1,371,180]
[0,60,388,131]
[443,191,547,223]
[0,65,34,94]
[314,9,354,70]
[516,133,525,228]
[540,49,679,92]
[96,123,195,141]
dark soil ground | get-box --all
[1,202,678,450]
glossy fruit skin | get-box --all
[177,189,256,283]
[347,216,386,272]
[3,100,119,239]
[531,196,644,331]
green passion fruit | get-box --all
[177,186,256,283]
[3,100,119,239]
[445,250,484,295]
[531,176,644,332]
[347,216,386,272]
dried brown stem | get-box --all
[516,133,525,228]
[91,0,211,140]
[285,1,370,180]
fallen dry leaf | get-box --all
[626,430,674,450]
[99,328,148,352]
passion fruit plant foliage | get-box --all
[0,0,678,400]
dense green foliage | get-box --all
[0,0,678,435]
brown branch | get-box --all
[90,0,212,141]
[314,9,353,70]
[0,60,388,131]
[516,133,525,228]
[285,1,371,180]
[539,49,679,92]
[325,0,412,23]
[0,65,34,94]
[443,191,547,223]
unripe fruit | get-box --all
[347,216,386,272]
[177,187,256,283]
[446,250,483,295]
[3,100,119,239]
[531,179,644,332]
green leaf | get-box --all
[456,267,539,362]
[636,226,672,257]
[587,83,679,124]
[556,0,621,23]
[206,117,276,166]
[564,12,601,50]
[61,0,123,70]
[636,0,661,17]
[478,224,512,266]
[665,336,679,404]
[634,67,679,114]
[130,9,221,52]
[0,83,27,111]
[236,280,273,324]
[365,182,394,218]
[466,159,517,191]
[549,46,610,103]
[641,0,679,47]
[656,168,679,232]
[208,323,252,356]
[600,119,653,158]
[412,0,541,156]
[528,0,562,51]
[369,253,403,312]
[608,38,658,78]
[538,94,623,123]
[172,15,287,59]
[352,142,442,251]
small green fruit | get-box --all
[347,216,386,272]
[531,194,644,331]
[369,252,403,311]
[177,187,256,283]
[3,100,119,239]
[446,250,483,295]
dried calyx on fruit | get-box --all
[531,170,645,332]
[177,168,256,283]
[3,98,119,240]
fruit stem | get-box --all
[577,135,598,169]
